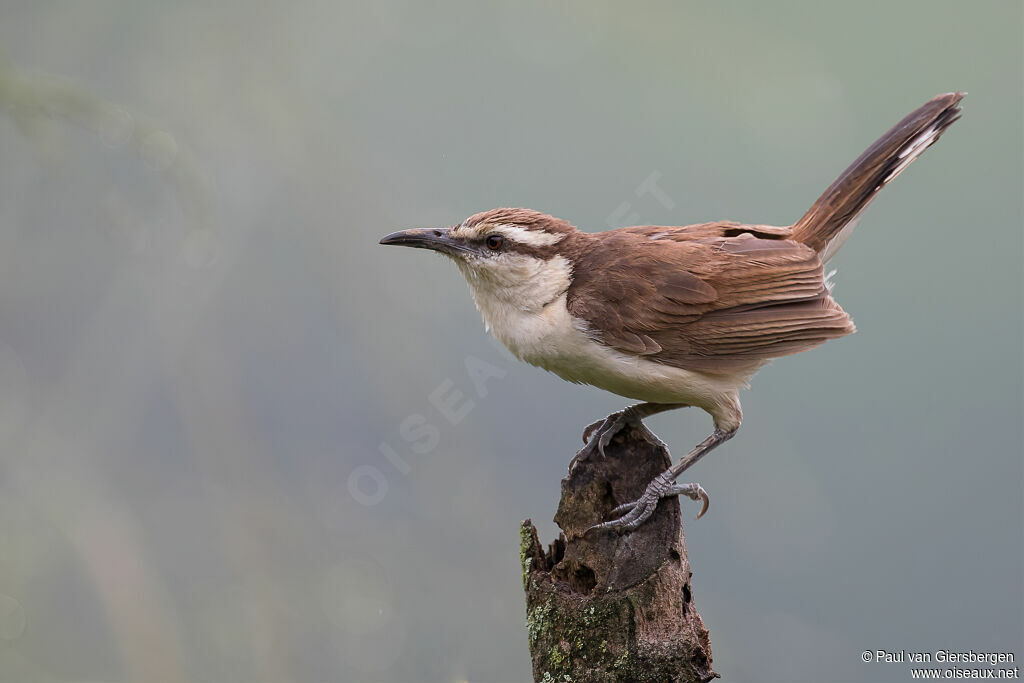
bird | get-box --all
[380,92,963,533]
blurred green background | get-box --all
[0,2,1020,682]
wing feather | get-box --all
[567,222,855,373]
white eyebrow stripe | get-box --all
[490,223,566,246]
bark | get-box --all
[520,424,717,682]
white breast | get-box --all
[474,289,748,416]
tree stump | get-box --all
[520,424,717,682]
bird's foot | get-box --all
[581,412,623,446]
[587,470,709,534]
[570,408,657,471]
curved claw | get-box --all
[572,410,630,471]
[581,417,605,444]
[672,481,710,520]
[693,485,710,519]
[571,415,614,471]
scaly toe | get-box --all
[570,415,616,470]
[587,471,707,534]
[581,416,607,444]
[588,495,658,533]
[576,410,629,462]
[598,412,636,456]
[609,500,637,516]
[568,441,595,472]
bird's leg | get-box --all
[569,402,687,471]
[588,426,737,534]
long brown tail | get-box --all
[792,92,963,262]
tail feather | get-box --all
[792,92,964,262]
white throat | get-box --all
[455,254,573,360]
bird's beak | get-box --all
[379,228,469,256]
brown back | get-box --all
[565,223,855,374]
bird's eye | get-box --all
[485,234,504,251]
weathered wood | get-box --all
[520,424,717,682]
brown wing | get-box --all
[566,222,855,373]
